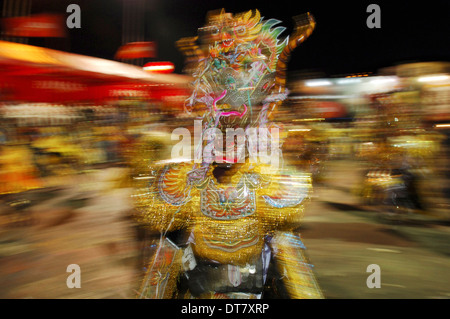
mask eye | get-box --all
[211,27,219,35]
[236,25,246,35]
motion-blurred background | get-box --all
[0,0,448,299]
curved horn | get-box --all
[274,12,316,93]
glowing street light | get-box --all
[143,62,175,74]
[305,79,333,87]
[417,74,450,83]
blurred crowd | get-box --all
[1,62,449,223]
[0,60,449,301]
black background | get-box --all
[8,0,450,75]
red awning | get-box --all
[0,40,192,103]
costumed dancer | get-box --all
[131,9,323,299]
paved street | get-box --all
[0,160,449,299]
[300,160,450,299]
[0,169,142,299]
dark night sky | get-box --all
[27,0,450,76]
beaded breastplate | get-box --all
[200,172,262,220]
